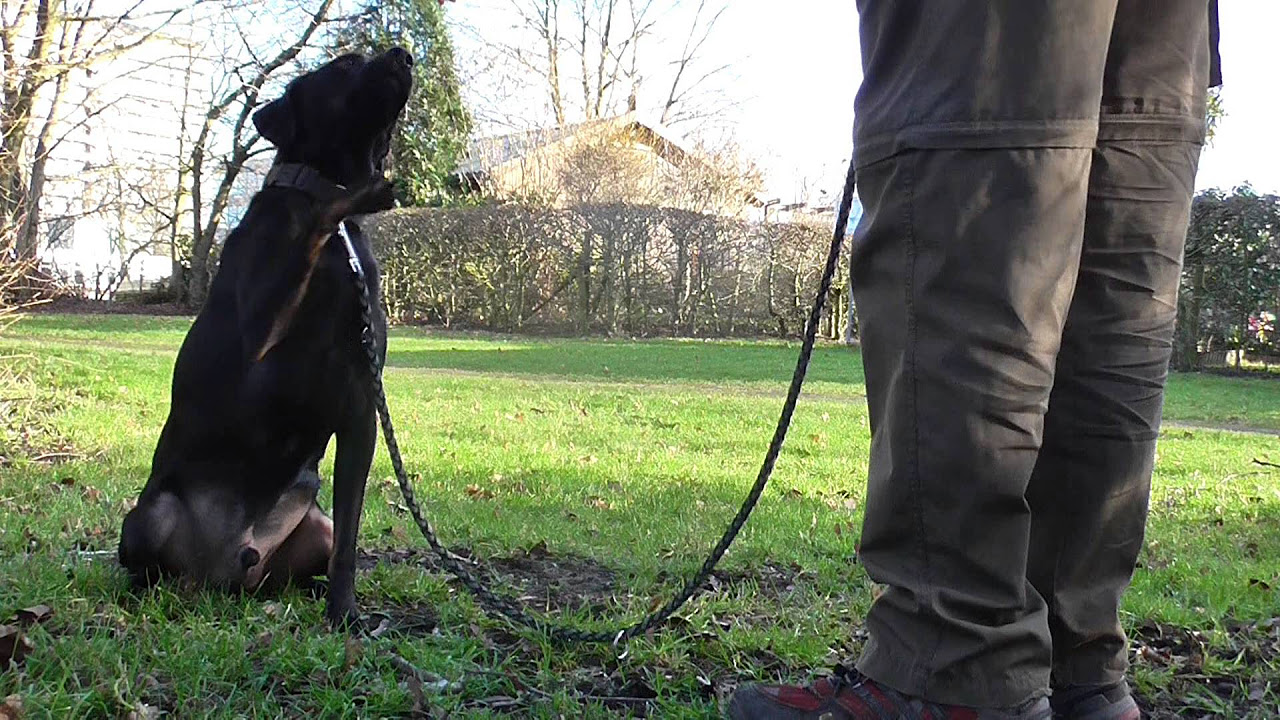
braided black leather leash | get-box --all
[346,159,858,644]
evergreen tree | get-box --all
[334,0,471,206]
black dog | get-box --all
[118,48,413,627]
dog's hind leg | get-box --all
[256,500,333,592]
[241,470,322,589]
[325,408,375,629]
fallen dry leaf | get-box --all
[0,625,32,668]
[402,673,426,715]
[14,606,51,627]
[251,631,275,652]
[380,525,409,543]
[1,695,21,720]
[465,484,495,500]
[585,496,613,510]
[824,496,856,511]
[125,703,160,720]
[343,634,363,672]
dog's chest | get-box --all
[257,242,379,405]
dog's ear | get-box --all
[253,95,296,148]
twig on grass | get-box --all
[523,683,656,709]
[30,451,83,463]
[65,549,117,565]
[30,448,83,458]
[2,353,97,371]
[388,652,462,693]
[384,650,655,711]
[1251,457,1280,469]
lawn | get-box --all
[2,313,1278,718]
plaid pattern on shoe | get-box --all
[727,665,1053,720]
[1050,683,1140,720]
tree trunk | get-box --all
[544,0,565,125]
[1,0,54,259]
[673,232,688,334]
[1172,262,1203,371]
[844,258,857,344]
[1236,311,1247,369]
[766,240,785,337]
[576,231,592,332]
[2,124,33,256]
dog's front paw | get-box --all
[325,593,361,631]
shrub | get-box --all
[363,203,851,338]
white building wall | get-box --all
[36,19,214,296]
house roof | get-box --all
[452,112,765,207]
[453,112,696,179]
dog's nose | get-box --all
[239,546,261,570]
[389,47,413,68]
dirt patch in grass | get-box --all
[364,545,811,621]
[360,546,1279,717]
[360,543,621,615]
[1131,619,1280,718]
[358,545,753,715]
[355,547,824,716]
[706,561,807,597]
[481,541,619,613]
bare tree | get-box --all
[0,0,193,260]
[657,0,726,125]
[454,0,729,132]
[182,0,337,306]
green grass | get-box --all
[2,314,1279,718]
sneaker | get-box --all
[1050,682,1140,720]
[727,665,1053,719]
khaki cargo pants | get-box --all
[850,0,1218,707]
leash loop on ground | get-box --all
[349,159,858,643]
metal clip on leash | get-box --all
[343,159,859,644]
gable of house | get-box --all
[453,113,758,216]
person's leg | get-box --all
[1025,2,1210,715]
[852,146,1089,708]
[850,1,1120,708]
[729,154,1091,717]
[731,2,1118,715]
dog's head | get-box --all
[253,47,413,192]
[118,485,255,589]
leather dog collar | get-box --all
[263,163,348,204]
